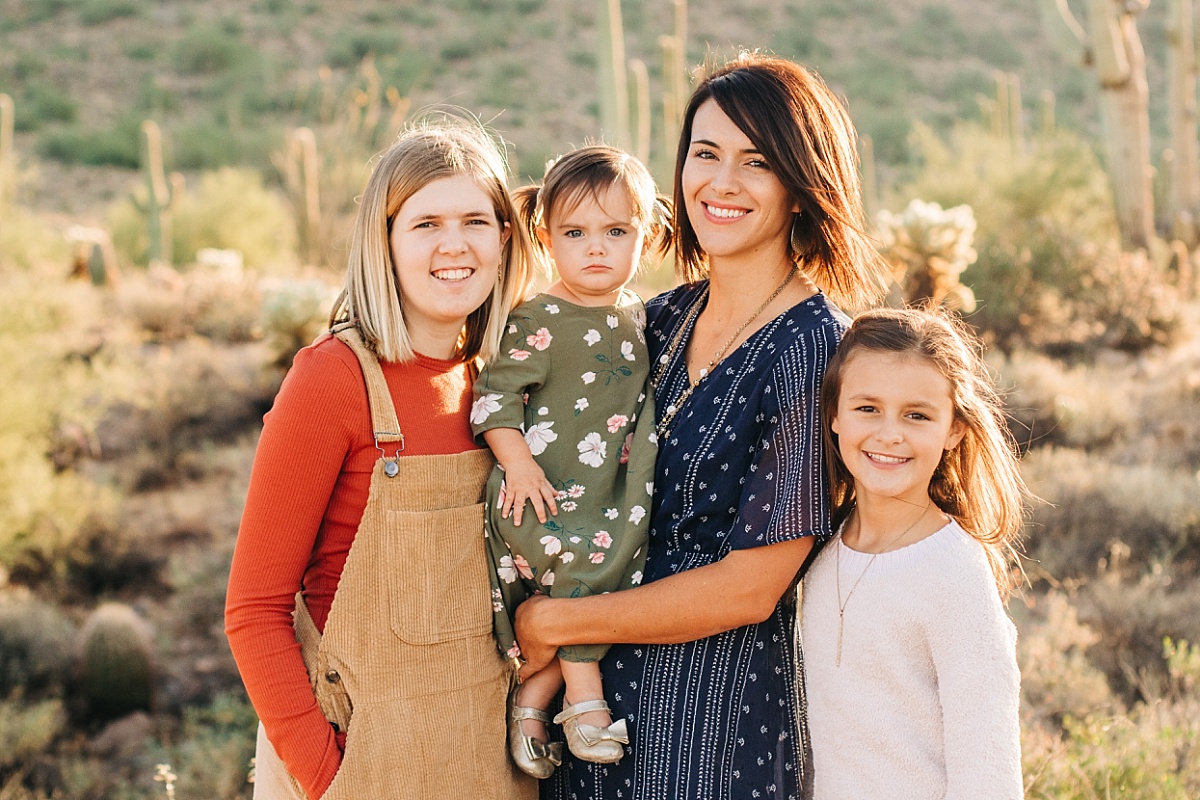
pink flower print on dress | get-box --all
[589,552,605,564]
[567,484,586,498]
[509,348,532,361]
[540,535,562,556]
[619,432,633,464]
[507,642,522,660]
[560,551,575,564]
[514,554,534,579]
[526,327,553,351]
[593,531,613,549]
[540,571,555,587]
[607,415,629,433]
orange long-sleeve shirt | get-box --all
[225,333,479,800]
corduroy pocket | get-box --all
[385,502,491,644]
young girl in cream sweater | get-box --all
[802,307,1027,799]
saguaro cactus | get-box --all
[77,603,154,721]
[1040,0,1154,250]
[1167,0,1200,246]
[135,120,178,267]
[281,127,322,266]
[597,0,630,147]
[0,93,14,211]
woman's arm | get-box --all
[225,343,358,799]
[515,535,813,677]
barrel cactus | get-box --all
[77,602,155,721]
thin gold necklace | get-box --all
[652,265,797,439]
[834,499,932,667]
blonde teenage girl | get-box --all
[469,145,668,777]
[226,116,539,800]
[802,307,1028,799]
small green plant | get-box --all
[259,277,337,368]
[0,697,65,770]
[77,603,155,722]
[0,598,76,696]
[76,0,141,26]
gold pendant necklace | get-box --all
[652,266,797,439]
[834,499,932,667]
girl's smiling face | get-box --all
[831,350,966,508]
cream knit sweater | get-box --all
[801,519,1023,799]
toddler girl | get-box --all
[470,145,668,778]
[802,307,1027,798]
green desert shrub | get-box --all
[1021,448,1200,581]
[110,167,295,268]
[0,266,117,574]
[0,697,65,770]
[76,0,141,26]
[892,123,1181,353]
[173,168,295,267]
[0,597,76,696]
[1022,639,1200,799]
[259,277,338,367]
[172,25,252,76]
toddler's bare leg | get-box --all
[515,658,563,743]
[560,659,612,729]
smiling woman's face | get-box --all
[681,99,799,267]
[389,173,507,347]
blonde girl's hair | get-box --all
[673,52,890,310]
[330,112,539,363]
[512,144,673,272]
[820,307,1030,597]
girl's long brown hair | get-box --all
[821,307,1030,597]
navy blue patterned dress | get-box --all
[541,281,846,800]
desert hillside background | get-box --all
[2,0,1199,798]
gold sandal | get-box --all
[508,685,563,778]
[553,699,628,764]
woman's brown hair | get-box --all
[673,52,890,310]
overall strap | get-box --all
[331,323,405,452]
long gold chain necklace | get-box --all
[834,499,932,667]
[652,265,797,439]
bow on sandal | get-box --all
[553,699,629,764]
[508,687,563,778]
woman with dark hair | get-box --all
[516,53,890,800]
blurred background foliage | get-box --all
[1,0,1199,797]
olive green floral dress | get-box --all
[471,291,656,663]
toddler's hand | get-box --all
[501,461,559,526]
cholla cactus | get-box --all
[876,199,978,311]
[259,277,339,368]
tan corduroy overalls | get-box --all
[253,327,536,800]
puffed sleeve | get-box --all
[729,321,841,550]
[471,307,552,439]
